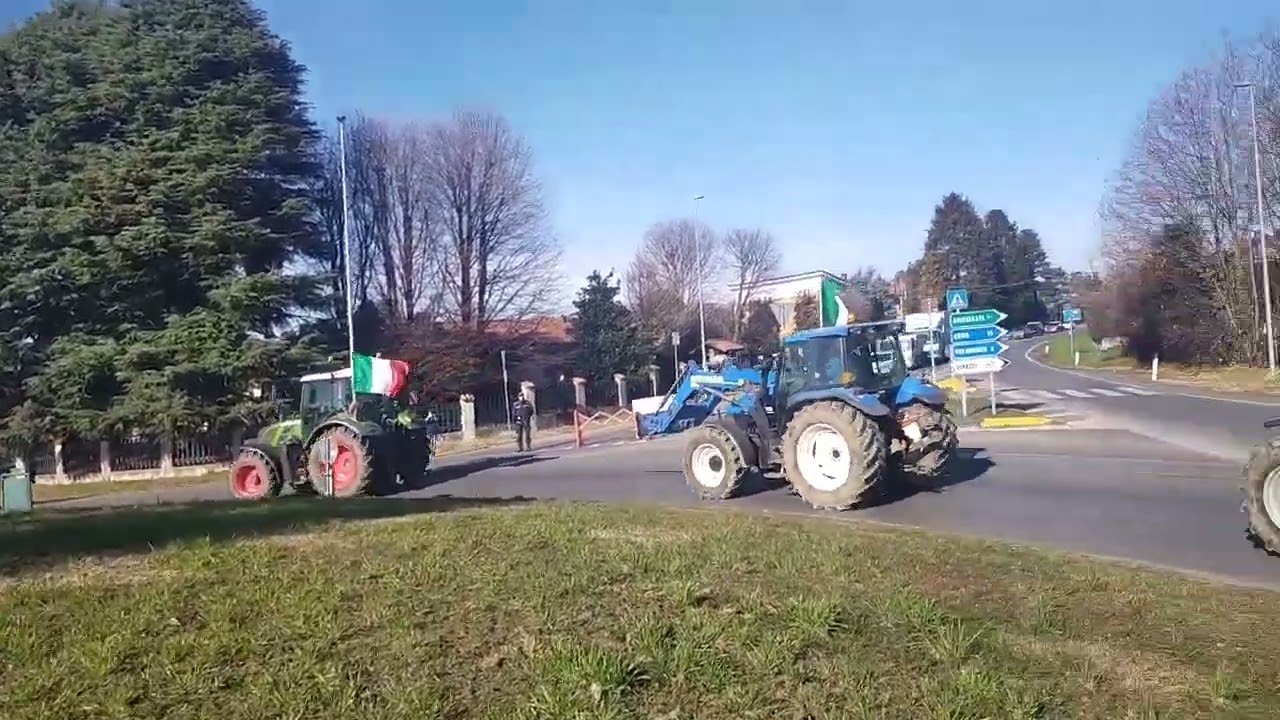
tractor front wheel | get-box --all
[781,401,886,511]
[895,403,959,490]
[306,427,374,498]
[229,448,283,500]
[1243,440,1280,556]
[681,424,748,500]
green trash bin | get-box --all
[2,458,33,514]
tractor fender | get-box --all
[786,388,892,417]
[893,375,948,409]
[303,416,384,452]
[238,439,296,486]
[705,416,760,469]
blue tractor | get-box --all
[680,320,959,510]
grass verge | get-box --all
[945,392,1039,426]
[31,471,225,504]
[7,500,1274,719]
[1043,333,1280,393]
[1043,332,1127,369]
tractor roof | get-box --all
[783,320,906,346]
[299,367,351,383]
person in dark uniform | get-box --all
[512,394,534,451]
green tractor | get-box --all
[229,366,437,499]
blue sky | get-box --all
[7,0,1280,288]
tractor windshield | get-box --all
[844,328,907,391]
[301,378,353,430]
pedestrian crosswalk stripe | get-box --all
[1030,390,1063,400]
[1001,390,1035,403]
[1059,389,1091,397]
[1117,386,1158,395]
[1090,387,1125,397]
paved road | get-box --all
[52,425,1277,590]
[964,335,1280,463]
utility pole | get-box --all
[693,194,708,366]
[336,116,357,385]
[1237,81,1277,371]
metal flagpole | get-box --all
[331,115,358,498]
[501,349,512,431]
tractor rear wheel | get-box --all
[781,401,886,511]
[306,427,374,498]
[1243,440,1280,556]
[229,448,283,500]
[895,403,959,489]
[681,424,748,500]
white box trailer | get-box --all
[900,311,948,368]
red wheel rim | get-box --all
[330,442,357,491]
[233,463,265,498]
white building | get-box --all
[728,270,849,335]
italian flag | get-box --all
[352,352,410,396]
[820,275,851,326]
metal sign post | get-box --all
[671,331,681,379]
[950,307,1010,416]
[1062,307,1083,366]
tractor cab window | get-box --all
[301,379,351,422]
[845,329,907,391]
[783,336,844,393]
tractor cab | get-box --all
[296,367,431,433]
[778,321,909,403]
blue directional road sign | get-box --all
[950,325,1008,344]
[945,288,969,312]
[1062,307,1083,323]
[952,341,1010,360]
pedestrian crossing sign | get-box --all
[945,288,969,312]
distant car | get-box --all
[1044,322,1062,333]
[1008,328,1026,340]
[1023,322,1045,337]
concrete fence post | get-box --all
[53,438,66,484]
[99,440,112,482]
[614,373,629,409]
[648,365,661,396]
[1151,355,1159,381]
[572,377,588,408]
[160,431,174,474]
[460,394,477,442]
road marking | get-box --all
[1090,387,1126,397]
[1060,389,1092,398]
[1117,386,1158,395]
[1001,390,1035,402]
[1029,390,1063,400]
[1023,339,1280,407]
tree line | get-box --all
[1085,26,1280,365]
[891,193,1072,327]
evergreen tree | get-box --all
[0,0,323,444]
[980,209,1017,311]
[570,271,653,381]
[1004,228,1051,324]
[740,299,781,355]
[793,292,820,331]
[918,193,986,305]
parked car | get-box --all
[1008,327,1027,340]
[1044,322,1062,333]
[1023,322,1045,337]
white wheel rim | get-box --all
[794,423,852,493]
[1264,466,1280,527]
[690,443,727,488]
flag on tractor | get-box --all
[820,275,851,326]
[352,353,410,396]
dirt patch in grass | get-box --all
[2,500,1279,719]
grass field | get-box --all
[3,500,1277,719]
[1043,331,1127,369]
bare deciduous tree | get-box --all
[426,109,561,330]
[624,218,720,336]
[722,228,781,339]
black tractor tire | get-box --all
[781,401,886,511]
[306,426,374,498]
[1243,439,1280,557]
[229,448,284,500]
[681,424,749,500]
[895,403,959,490]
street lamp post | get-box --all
[1235,81,1276,372]
[693,194,707,366]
